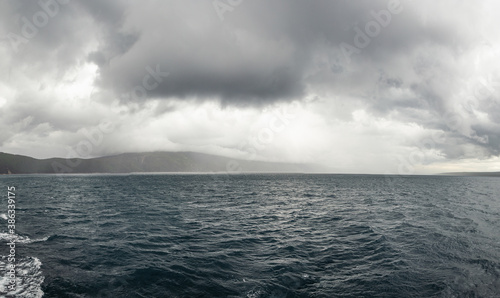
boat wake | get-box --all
[0,215,46,297]
[0,232,49,244]
[0,256,44,297]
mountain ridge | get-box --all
[0,151,319,174]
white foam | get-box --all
[0,256,44,297]
[0,233,49,244]
[246,288,264,298]
[28,236,50,243]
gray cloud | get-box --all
[92,0,399,104]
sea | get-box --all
[0,174,499,297]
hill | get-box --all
[0,151,318,174]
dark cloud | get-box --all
[91,0,403,104]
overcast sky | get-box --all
[1,0,500,174]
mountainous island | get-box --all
[0,151,319,174]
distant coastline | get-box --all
[440,172,500,177]
[0,151,320,175]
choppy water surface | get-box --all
[1,174,500,297]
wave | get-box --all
[0,256,44,297]
[0,231,47,296]
[0,233,49,244]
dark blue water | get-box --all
[1,174,500,297]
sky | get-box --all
[1,0,500,174]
